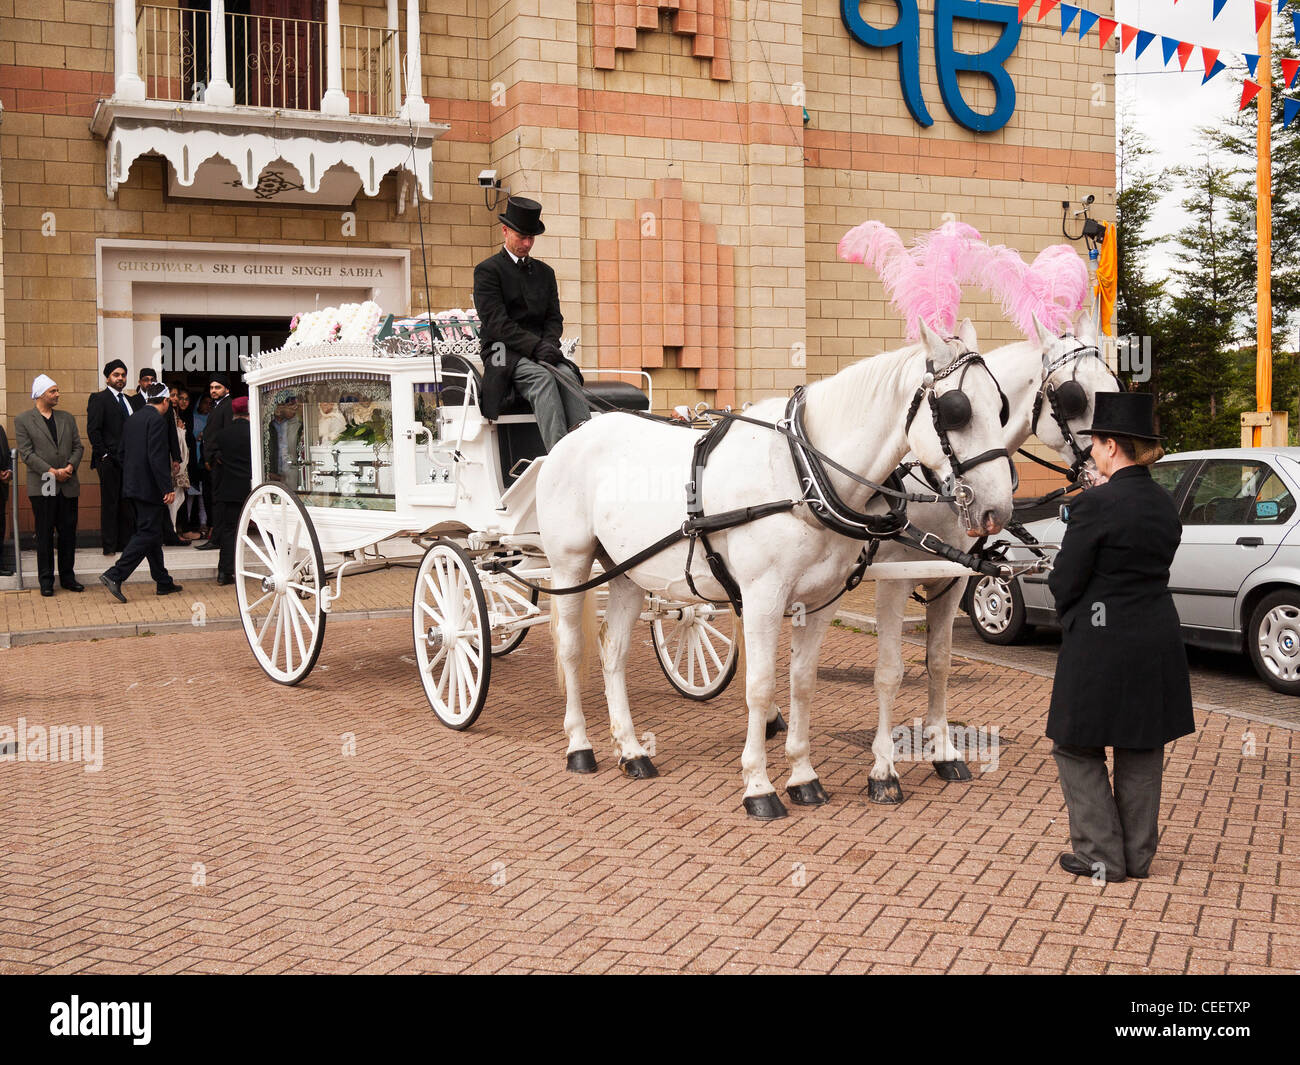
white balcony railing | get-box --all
[136,4,396,117]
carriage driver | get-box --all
[472,196,591,451]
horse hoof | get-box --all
[743,793,789,820]
[933,759,972,782]
[786,779,830,806]
[618,755,659,779]
[868,777,905,805]
[765,711,788,740]
[566,749,598,774]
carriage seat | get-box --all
[438,354,649,416]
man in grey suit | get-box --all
[15,374,84,596]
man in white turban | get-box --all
[15,374,84,596]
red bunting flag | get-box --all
[1017,0,1036,19]
[1120,24,1138,52]
[1097,17,1118,46]
[1201,47,1220,75]
[1240,80,1262,109]
[1256,0,1270,30]
[1283,56,1300,86]
[1037,0,1060,19]
[1176,41,1194,69]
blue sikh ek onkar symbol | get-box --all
[840,0,1022,133]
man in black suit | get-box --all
[473,196,589,451]
[86,358,136,555]
[1047,392,1194,884]
[0,418,12,577]
[195,372,234,550]
[99,382,182,602]
[128,366,157,411]
[208,396,253,586]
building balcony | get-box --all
[90,0,447,207]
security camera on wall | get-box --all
[478,170,499,189]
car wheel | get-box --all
[1247,590,1300,695]
[967,574,1032,645]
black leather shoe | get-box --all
[99,572,127,603]
[216,573,235,586]
[40,585,54,598]
[194,541,220,551]
[0,568,14,577]
[157,582,184,596]
[102,547,115,556]
[61,580,85,593]
[1059,852,1126,883]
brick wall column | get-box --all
[487,0,581,318]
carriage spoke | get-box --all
[256,595,281,646]
[688,629,699,688]
[271,596,285,671]
[243,536,276,574]
[700,629,725,673]
[422,645,447,675]
[244,588,273,613]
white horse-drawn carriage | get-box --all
[234,321,740,729]
[232,219,1116,819]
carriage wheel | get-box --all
[413,539,492,730]
[651,603,739,701]
[235,482,327,686]
[485,577,540,657]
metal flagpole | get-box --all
[1257,13,1273,447]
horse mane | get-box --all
[801,341,926,444]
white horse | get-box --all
[865,310,1120,802]
[536,320,1015,819]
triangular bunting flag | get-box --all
[1119,24,1138,52]
[1294,17,1300,43]
[1160,36,1180,65]
[1241,80,1262,109]
[1279,0,1288,12]
[1059,3,1079,33]
[1255,1,1270,31]
[1037,0,1060,20]
[1097,17,1117,46]
[1212,0,1228,17]
[1283,57,1300,86]
[1285,97,1300,128]
[1244,53,1260,77]
[1135,30,1156,59]
[1017,0,1036,19]
[1176,41,1194,70]
[1202,48,1220,76]
[1202,59,1225,83]
[1079,10,1100,36]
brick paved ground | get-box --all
[1,617,1296,974]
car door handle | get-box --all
[1236,536,1264,547]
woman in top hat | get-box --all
[472,195,590,451]
[1046,391,1195,883]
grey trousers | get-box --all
[1052,743,1164,879]
[512,358,590,451]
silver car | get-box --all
[965,447,1300,694]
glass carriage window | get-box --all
[259,376,396,512]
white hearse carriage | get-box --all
[235,310,740,729]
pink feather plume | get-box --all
[959,240,1088,337]
[837,219,979,339]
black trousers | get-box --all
[214,499,241,579]
[106,500,174,589]
[30,493,78,586]
[97,457,135,552]
[0,484,10,570]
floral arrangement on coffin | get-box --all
[285,301,386,348]
[336,405,390,447]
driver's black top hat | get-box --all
[1087,390,1161,441]
[499,196,546,236]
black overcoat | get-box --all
[121,405,173,505]
[1046,464,1195,748]
[209,419,253,503]
[472,249,581,419]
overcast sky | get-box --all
[1114,0,1265,275]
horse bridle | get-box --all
[1031,338,1117,482]
[903,348,1011,530]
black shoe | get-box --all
[99,572,127,603]
[194,541,220,551]
[1059,852,1126,883]
[60,579,85,593]
[102,547,115,556]
[40,585,54,598]
[216,573,235,586]
[0,568,13,577]
[156,582,184,596]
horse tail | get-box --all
[551,590,599,694]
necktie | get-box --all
[118,393,131,417]
[517,257,530,272]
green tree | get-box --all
[1115,118,1165,344]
